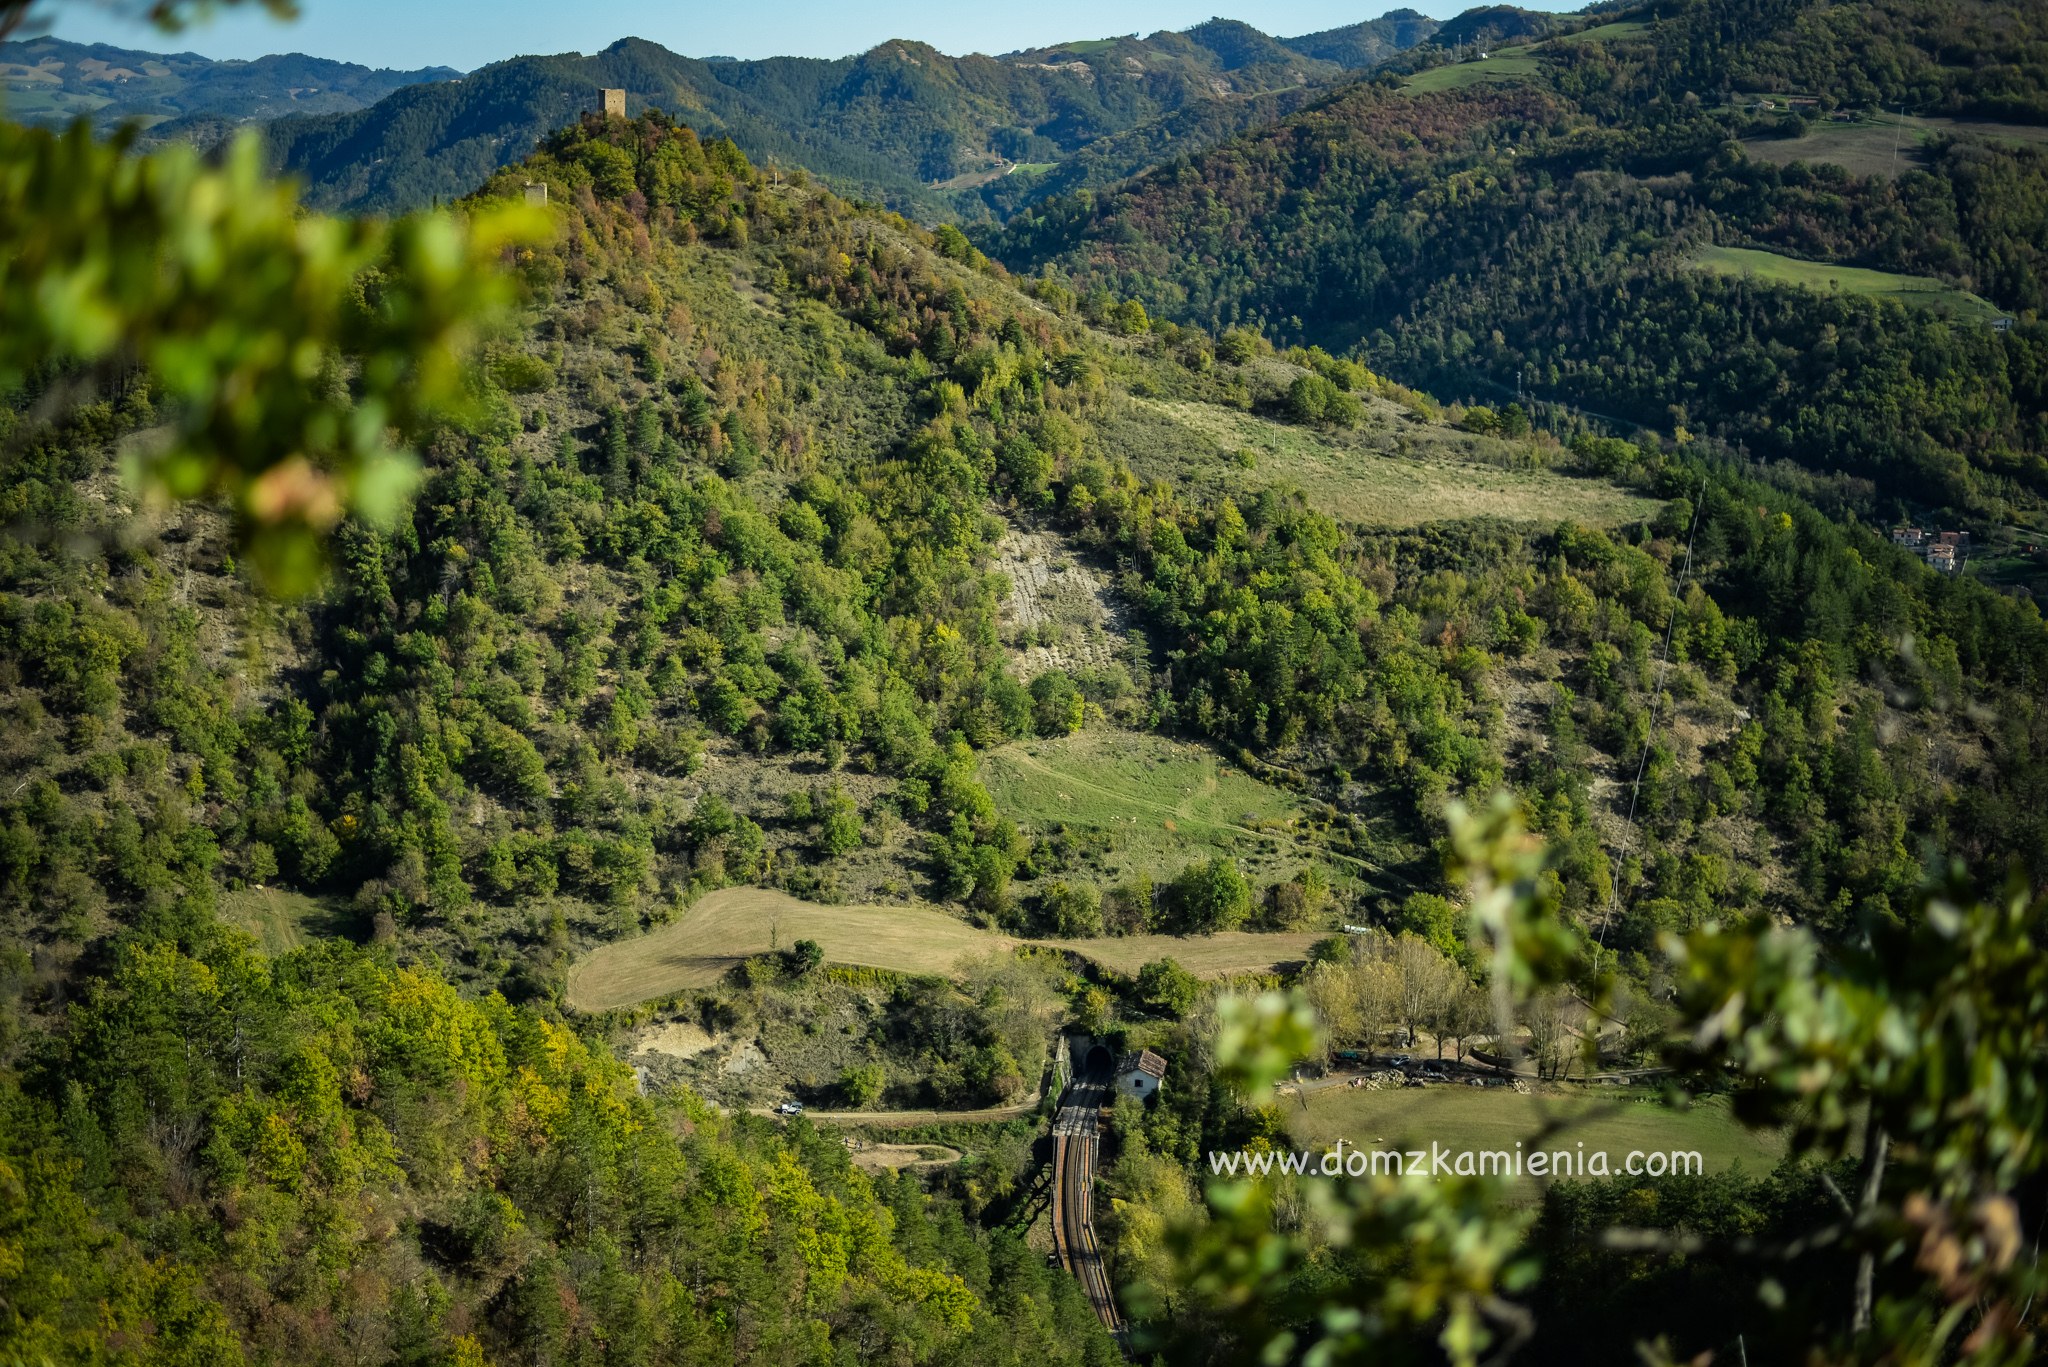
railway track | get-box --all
[1050,1065,1125,1336]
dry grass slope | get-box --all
[566,886,1323,1010]
[1741,113,2048,178]
[1127,398,1658,529]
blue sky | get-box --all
[44,0,1581,71]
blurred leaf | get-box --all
[0,120,545,592]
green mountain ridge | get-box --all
[241,13,1435,218]
[4,101,2046,1362]
[7,0,2048,1361]
[991,0,2048,518]
[0,34,456,128]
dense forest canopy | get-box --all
[991,0,2048,521]
[4,0,2048,1362]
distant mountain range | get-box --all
[4,12,1440,218]
[0,35,455,129]
[990,0,2048,513]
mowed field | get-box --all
[1402,50,1542,94]
[1289,1084,1785,1197]
[1551,20,1651,44]
[980,730,1360,887]
[566,885,1324,1011]
[218,887,354,956]
[1690,245,2005,323]
[1127,398,1658,529]
[1742,113,2048,178]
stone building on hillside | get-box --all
[1116,1049,1168,1101]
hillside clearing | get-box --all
[1741,113,2048,177]
[848,1142,963,1171]
[980,729,1382,887]
[218,887,353,956]
[1125,397,1658,529]
[1551,21,1651,44]
[1402,51,1541,94]
[1689,245,2004,323]
[1740,114,1931,177]
[995,523,1134,680]
[566,886,1324,1010]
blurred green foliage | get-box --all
[0,119,539,590]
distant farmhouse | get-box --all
[1116,1049,1168,1100]
[1892,525,1969,573]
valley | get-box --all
[3,0,2046,1363]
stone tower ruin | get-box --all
[601,88,626,118]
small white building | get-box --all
[1116,1049,1168,1101]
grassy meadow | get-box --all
[566,885,1325,1011]
[1122,397,1659,529]
[218,887,355,956]
[1551,20,1652,43]
[980,729,1383,887]
[1690,245,2005,323]
[1741,113,2048,178]
[1402,51,1542,94]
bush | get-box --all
[1038,880,1102,937]
[1396,891,1469,966]
[1285,372,1362,427]
[1135,957,1199,1016]
[490,351,557,393]
[1029,671,1083,736]
[1218,327,1262,364]
[839,1061,885,1107]
[782,938,824,976]
[816,784,862,857]
[1167,855,1251,932]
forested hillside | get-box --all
[253,16,1434,221]
[992,0,2048,524]
[0,109,1161,1365]
[0,34,454,127]
[6,0,2048,1353]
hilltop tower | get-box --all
[601,88,626,118]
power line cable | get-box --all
[1597,482,1706,949]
